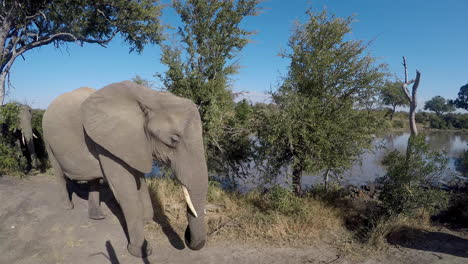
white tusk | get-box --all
[182,185,198,218]
[33,132,38,139]
[21,135,25,145]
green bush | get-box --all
[0,142,28,175]
[392,119,405,128]
[378,134,449,216]
[415,112,429,124]
[0,103,21,133]
[256,185,303,215]
[428,115,447,129]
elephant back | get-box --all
[43,87,102,180]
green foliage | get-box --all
[415,111,468,130]
[31,109,45,136]
[0,142,27,175]
[1,0,164,104]
[380,81,409,120]
[234,99,253,125]
[1,0,163,55]
[424,96,455,116]
[455,148,468,177]
[0,103,29,175]
[392,119,405,128]
[453,83,468,110]
[255,9,386,192]
[415,111,429,124]
[0,103,21,133]
[255,185,303,215]
[428,114,447,129]
[378,134,450,216]
[157,0,260,176]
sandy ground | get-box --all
[1,174,468,264]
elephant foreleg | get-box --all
[99,152,152,258]
[88,179,105,220]
[138,176,154,224]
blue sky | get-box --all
[7,0,468,109]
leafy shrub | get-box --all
[31,109,45,135]
[455,148,468,177]
[0,142,28,175]
[443,113,468,129]
[378,134,449,216]
[0,103,21,133]
[415,112,429,124]
[255,185,303,215]
[428,114,447,129]
[392,120,405,128]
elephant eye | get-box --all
[171,135,180,144]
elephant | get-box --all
[0,103,39,171]
[42,81,208,258]
[18,105,39,170]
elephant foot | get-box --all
[64,200,74,210]
[127,241,152,258]
[143,216,154,224]
[88,208,106,220]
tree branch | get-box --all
[403,56,408,83]
[401,83,411,102]
[411,70,421,105]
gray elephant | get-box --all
[42,81,208,258]
[0,103,39,171]
[18,105,39,169]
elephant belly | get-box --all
[54,145,102,181]
[44,87,102,181]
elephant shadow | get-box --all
[387,226,468,258]
[66,179,185,251]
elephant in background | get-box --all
[42,81,208,258]
[18,105,39,170]
[0,103,42,172]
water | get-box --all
[237,131,468,192]
[147,131,468,192]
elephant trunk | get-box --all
[174,148,208,251]
[184,185,207,250]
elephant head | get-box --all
[19,105,38,169]
[81,81,208,250]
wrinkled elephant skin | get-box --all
[42,81,208,258]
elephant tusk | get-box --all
[33,132,38,139]
[21,135,25,145]
[182,185,198,218]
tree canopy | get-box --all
[157,0,260,176]
[453,83,468,110]
[0,0,164,104]
[256,9,386,194]
[424,96,455,116]
[380,80,409,120]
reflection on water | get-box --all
[147,131,468,192]
[308,131,468,187]
[236,131,468,192]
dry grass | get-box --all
[366,212,434,249]
[145,177,350,247]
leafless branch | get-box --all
[403,56,408,83]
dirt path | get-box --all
[1,174,467,264]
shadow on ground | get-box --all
[66,178,185,252]
[387,227,468,258]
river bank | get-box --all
[2,173,468,263]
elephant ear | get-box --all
[81,81,153,173]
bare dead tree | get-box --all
[401,56,421,136]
